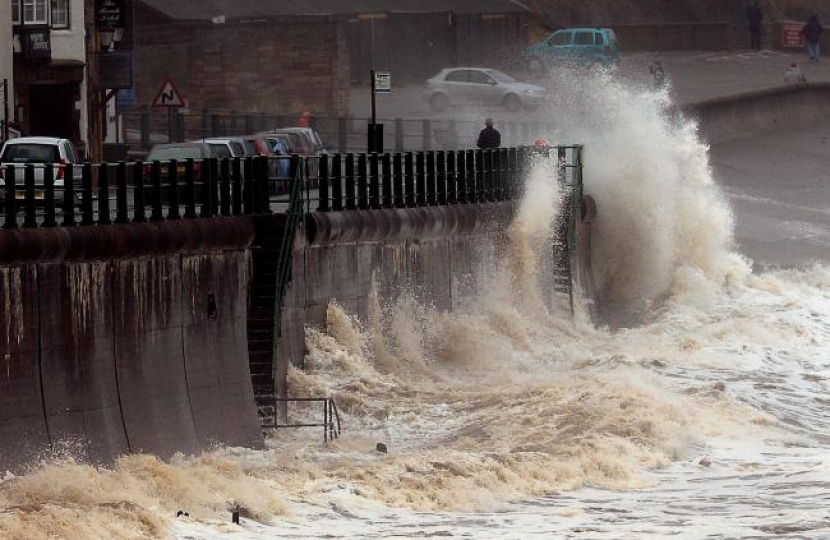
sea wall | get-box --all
[0,219,263,474]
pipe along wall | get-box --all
[0,219,263,474]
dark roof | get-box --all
[138,0,528,21]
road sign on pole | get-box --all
[152,78,185,108]
[373,71,391,94]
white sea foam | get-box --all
[3,72,829,540]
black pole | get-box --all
[2,79,8,142]
[370,70,376,126]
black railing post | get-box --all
[3,165,16,229]
[43,164,56,227]
[150,161,164,221]
[167,159,180,219]
[98,163,111,225]
[23,164,36,228]
[220,158,231,216]
[231,158,243,215]
[243,157,254,214]
[486,149,495,202]
[331,154,343,211]
[456,151,467,204]
[344,154,356,210]
[415,152,426,206]
[62,163,76,227]
[357,153,368,210]
[404,152,415,207]
[392,153,404,208]
[426,151,436,206]
[81,163,94,226]
[115,162,128,224]
[133,161,147,222]
[184,159,196,218]
[255,157,270,213]
[381,153,392,209]
[446,151,456,205]
[202,158,216,217]
[369,153,380,210]
[436,151,447,206]
[474,149,485,203]
[318,154,330,212]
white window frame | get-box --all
[11,0,21,24]
[50,0,69,29]
[22,0,48,25]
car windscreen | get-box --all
[1,143,60,164]
[487,70,516,83]
[147,146,206,161]
[209,144,232,158]
[230,141,246,156]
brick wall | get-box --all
[135,18,350,117]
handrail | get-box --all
[266,397,342,442]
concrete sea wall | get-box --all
[0,219,263,473]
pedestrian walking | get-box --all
[649,60,667,89]
[784,62,807,83]
[476,118,501,149]
[746,0,764,51]
[803,14,823,63]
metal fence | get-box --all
[122,108,557,155]
[0,145,583,229]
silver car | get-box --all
[423,68,549,112]
[0,137,84,204]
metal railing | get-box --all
[267,397,342,443]
[0,156,291,229]
[123,107,558,154]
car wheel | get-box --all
[503,94,522,112]
[430,94,449,112]
[527,57,544,73]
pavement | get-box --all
[348,49,830,119]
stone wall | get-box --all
[135,17,350,117]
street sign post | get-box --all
[152,79,186,142]
[369,70,390,153]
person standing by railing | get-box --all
[803,14,823,63]
[477,118,501,149]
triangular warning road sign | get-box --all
[152,79,186,108]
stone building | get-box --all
[11,0,88,148]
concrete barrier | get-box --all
[0,218,262,473]
[685,83,830,144]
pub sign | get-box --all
[96,0,126,29]
[22,26,51,62]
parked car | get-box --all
[524,27,620,72]
[423,68,549,112]
[0,136,84,205]
[200,138,248,159]
[274,127,327,155]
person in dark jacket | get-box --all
[803,14,823,62]
[746,1,763,50]
[477,118,501,149]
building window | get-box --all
[22,0,47,24]
[50,0,68,29]
[11,0,21,24]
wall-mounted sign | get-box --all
[94,51,133,90]
[96,0,125,29]
[21,26,51,62]
[373,71,391,93]
[780,22,805,49]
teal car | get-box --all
[525,28,620,72]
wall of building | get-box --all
[134,18,350,118]
[0,1,13,125]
